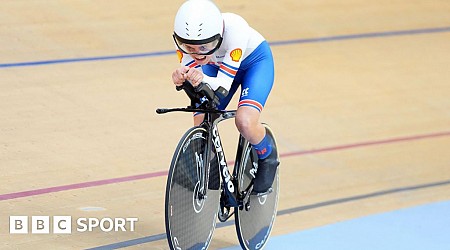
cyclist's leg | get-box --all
[193,114,204,126]
[234,42,279,194]
[236,106,278,195]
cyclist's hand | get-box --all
[172,66,190,86]
[184,68,204,87]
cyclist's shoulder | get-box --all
[221,13,264,44]
[222,13,250,31]
[222,13,246,22]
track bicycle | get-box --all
[157,81,280,250]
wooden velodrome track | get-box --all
[1,0,449,249]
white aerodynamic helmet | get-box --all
[173,0,224,55]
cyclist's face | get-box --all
[185,44,213,65]
[183,43,215,54]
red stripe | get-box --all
[239,100,263,111]
[220,64,237,75]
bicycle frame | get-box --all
[156,106,252,210]
[157,81,256,214]
[160,82,279,250]
[201,110,239,207]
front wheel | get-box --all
[234,124,280,249]
[165,127,220,250]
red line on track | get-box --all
[0,171,168,201]
[1,131,449,201]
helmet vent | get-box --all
[198,23,203,36]
[185,22,190,36]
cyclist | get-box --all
[171,0,279,195]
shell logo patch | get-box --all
[176,50,183,63]
[230,48,242,62]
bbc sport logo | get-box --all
[9,216,138,234]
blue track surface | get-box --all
[222,200,450,250]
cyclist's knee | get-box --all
[235,115,252,134]
[235,112,260,139]
[193,113,204,126]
